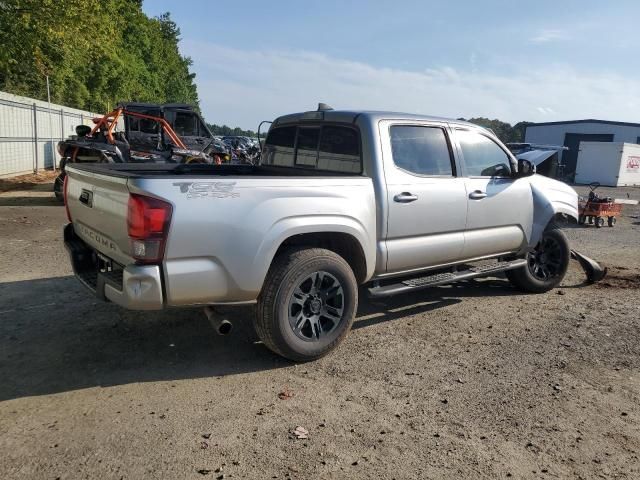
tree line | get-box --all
[459,117,532,144]
[0,0,198,113]
[206,124,258,138]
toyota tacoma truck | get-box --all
[63,105,579,361]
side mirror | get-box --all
[516,158,535,177]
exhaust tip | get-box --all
[204,306,233,335]
[218,320,232,335]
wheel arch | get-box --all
[529,181,579,247]
[254,217,374,288]
[274,232,369,284]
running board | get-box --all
[368,259,527,298]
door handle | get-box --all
[394,192,419,203]
[469,190,487,200]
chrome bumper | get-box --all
[64,223,164,310]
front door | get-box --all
[453,128,533,259]
[381,121,468,273]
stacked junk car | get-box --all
[53,103,234,201]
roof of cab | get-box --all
[272,109,480,129]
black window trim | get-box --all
[265,122,364,175]
[455,127,515,178]
[388,123,457,178]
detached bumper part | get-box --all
[64,223,164,310]
[570,249,607,284]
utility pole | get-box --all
[46,75,56,169]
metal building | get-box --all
[524,119,640,181]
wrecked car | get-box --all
[63,104,590,362]
[53,103,229,200]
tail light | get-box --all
[127,194,172,263]
[63,174,71,222]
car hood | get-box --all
[528,174,576,197]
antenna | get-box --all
[317,103,334,111]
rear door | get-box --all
[381,120,468,273]
[453,128,533,259]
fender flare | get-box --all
[252,215,375,288]
[529,184,579,247]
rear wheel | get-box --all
[608,216,616,227]
[255,248,357,362]
[595,216,605,228]
[506,228,570,293]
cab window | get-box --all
[264,125,361,173]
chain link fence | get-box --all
[0,91,98,177]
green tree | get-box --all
[207,123,258,137]
[459,117,531,144]
[0,0,199,111]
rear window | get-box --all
[263,125,361,173]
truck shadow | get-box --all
[0,275,518,402]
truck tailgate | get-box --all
[65,166,134,266]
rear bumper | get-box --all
[64,223,164,310]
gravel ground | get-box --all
[0,182,639,480]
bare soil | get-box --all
[0,171,59,193]
[0,183,639,479]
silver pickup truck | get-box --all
[63,105,578,361]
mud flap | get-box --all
[570,250,607,284]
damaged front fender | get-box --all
[528,175,579,248]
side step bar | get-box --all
[368,259,527,298]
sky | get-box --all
[143,0,640,130]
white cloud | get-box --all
[184,41,640,130]
[529,29,569,44]
[536,107,556,115]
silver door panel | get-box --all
[463,226,525,259]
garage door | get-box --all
[563,133,614,181]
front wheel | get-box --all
[255,248,357,362]
[506,228,570,293]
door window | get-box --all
[457,130,512,177]
[173,112,199,136]
[390,126,454,176]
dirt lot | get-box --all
[1,182,639,480]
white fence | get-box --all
[0,91,98,177]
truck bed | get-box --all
[64,162,377,308]
[69,162,365,178]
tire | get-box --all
[595,216,605,228]
[578,214,586,225]
[506,228,570,294]
[255,248,358,362]
[607,216,616,227]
